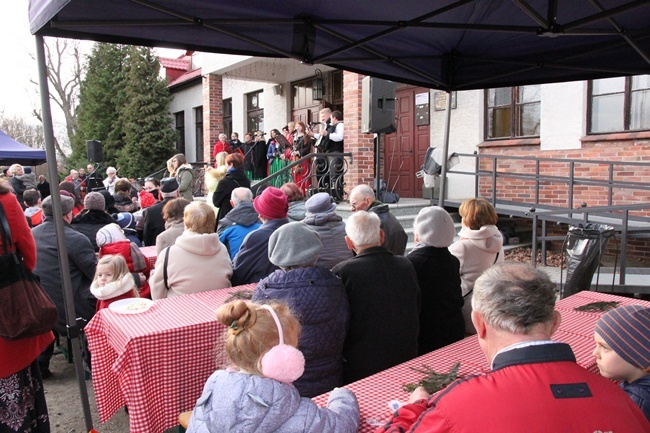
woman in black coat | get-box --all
[407,206,465,355]
[212,152,251,224]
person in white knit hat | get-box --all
[407,206,465,354]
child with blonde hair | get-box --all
[187,300,360,433]
[90,254,138,310]
[206,151,229,215]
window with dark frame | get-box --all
[589,75,650,134]
[223,98,232,138]
[174,111,185,154]
[194,106,203,162]
[246,91,264,133]
[485,85,541,139]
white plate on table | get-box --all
[109,298,154,314]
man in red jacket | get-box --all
[378,262,649,433]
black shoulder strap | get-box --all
[0,201,14,253]
[163,246,171,291]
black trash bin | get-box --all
[561,223,615,299]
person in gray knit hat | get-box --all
[268,221,322,268]
[84,191,106,211]
[303,192,352,269]
[252,221,349,398]
[71,190,116,251]
[407,206,464,355]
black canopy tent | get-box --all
[28,1,650,430]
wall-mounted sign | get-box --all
[434,91,457,111]
[415,92,430,126]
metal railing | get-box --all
[443,152,650,290]
[251,151,353,201]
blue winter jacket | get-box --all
[231,218,289,285]
[217,202,262,260]
[253,266,349,398]
[622,375,650,422]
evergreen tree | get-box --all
[116,46,176,179]
[70,43,129,169]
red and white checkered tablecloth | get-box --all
[313,292,650,433]
[139,245,158,269]
[85,284,255,433]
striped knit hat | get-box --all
[595,305,650,371]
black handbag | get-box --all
[0,201,58,340]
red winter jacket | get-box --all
[378,343,649,433]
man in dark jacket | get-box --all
[231,186,289,285]
[33,194,97,373]
[378,262,649,433]
[217,187,261,260]
[332,210,420,384]
[71,191,116,251]
[213,153,251,225]
[252,131,268,180]
[349,184,407,256]
[142,177,179,246]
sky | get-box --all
[0,0,44,121]
[0,0,183,127]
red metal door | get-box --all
[384,86,430,198]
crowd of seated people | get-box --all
[4,150,647,433]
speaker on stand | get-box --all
[361,77,397,199]
[86,140,103,163]
[85,140,105,191]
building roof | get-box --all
[167,67,202,87]
[159,57,191,71]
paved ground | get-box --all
[43,349,130,433]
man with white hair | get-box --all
[217,187,262,260]
[349,184,407,255]
[378,262,649,433]
[103,166,118,194]
[332,211,420,384]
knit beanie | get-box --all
[113,212,135,230]
[84,191,106,211]
[268,222,322,268]
[413,206,456,248]
[254,187,288,220]
[139,190,156,208]
[595,304,650,371]
[96,223,127,247]
[305,192,337,216]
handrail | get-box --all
[441,151,650,292]
[251,151,353,198]
[447,152,650,207]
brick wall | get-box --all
[202,74,223,164]
[482,136,650,262]
[478,138,650,217]
[342,71,375,193]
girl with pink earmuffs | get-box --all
[186,300,360,432]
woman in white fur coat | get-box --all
[150,201,232,300]
[449,198,504,334]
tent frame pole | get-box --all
[35,34,95,433]
[438,90,453,207]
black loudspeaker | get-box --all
[361,77,397,134]
[86,140,103,162]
